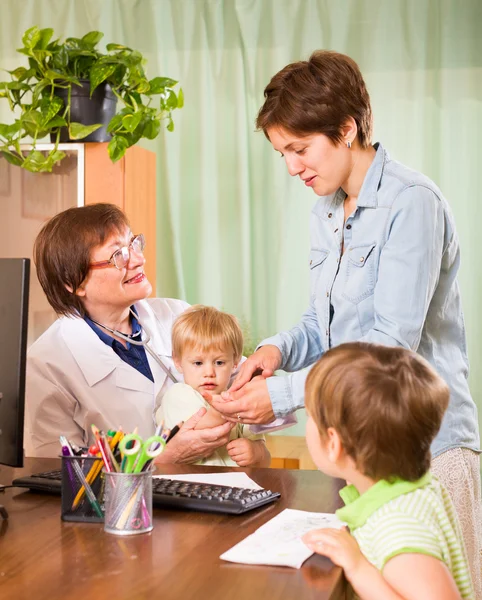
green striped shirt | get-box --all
[336,473,474,599]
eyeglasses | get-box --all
[89,234,146,270]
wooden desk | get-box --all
[0,458,347,600]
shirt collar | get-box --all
[335,471,432,530]
[315,142,388,220]
[84,305,141,349]
[354,141,387,208]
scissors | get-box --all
[119,434,165,473]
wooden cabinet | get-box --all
[266,435,317,470]
[0,142,156,346]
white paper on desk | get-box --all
[220,508,345,568]
[153,472,263,490]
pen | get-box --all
[72,434,121,509]
[165,423,182,443]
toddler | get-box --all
[302,342,474,600]
[156,305,270,467]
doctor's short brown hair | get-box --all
[256,50,373,148]
[305,342,450,482]
[172,305,243,364]
[34,203,130,317]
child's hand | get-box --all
[302,527,366,579]
[226,438,260,466]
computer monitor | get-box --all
[0,258,30,468]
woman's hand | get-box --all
[205,377,275,424]
[229,345,283,392]
[155,408,234,464]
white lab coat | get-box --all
[25,298,189,457]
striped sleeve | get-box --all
[359,511,444,569]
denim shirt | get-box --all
[262,142,480,458]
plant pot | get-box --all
[51,79,117,143]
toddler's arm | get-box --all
[226,438,271,467]
[303,528,463,600]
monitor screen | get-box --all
[0,258,29,467]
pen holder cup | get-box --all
[103,470,153,536]
[61,455,105,523]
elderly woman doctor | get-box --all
[25,203,233,460]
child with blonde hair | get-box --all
[302,342,474,600]
[156,305,270,467]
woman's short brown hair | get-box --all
[172,305,243,364]
[256,50,373,148]
[305,342,450,482]
[34,203,130,318]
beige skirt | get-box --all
[432,448,482,599]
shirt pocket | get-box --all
[309,248,329,297]
[342,243,377,304]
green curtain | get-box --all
[0,0,481,438]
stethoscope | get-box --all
[90,309,179,384]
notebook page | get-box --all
[220,508,345,568]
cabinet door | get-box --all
[84,143,157,292]
[0,146,84,346]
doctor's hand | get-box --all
[204,377,275,425]
[155,408,235,464]
[229,345,282,393]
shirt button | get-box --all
[326,291,329,297]
[346,224,352,230]
[326,330,329,335]
[360,257,365,263]
[310,260,312,265]
[328,213,333,218]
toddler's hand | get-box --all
[302,527,366,579]
[226,438,258,466]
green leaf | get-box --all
[23,150,48,166]
[165,89,178,110]
[37,28,54,49]
[23,110,43,126]
[166,116,174,132]
[45,70,79,84]
[8,67,28,80]
[22,26,41,50]
[81,31,104,47]
[44,116,67,129]
[32,81,51,105]
[106,43,132,52]
[147,77,169,95]
[40,96,63,125]
[52,46,69,70]
[106,113,124,133]
[5,82,30,91]
[68,122,103,140]
[1,150,23,166]
[177,87,184,108]
[1,121,22,137]
[135,79,150,94]
[151,76,177,92]
[121,111,143,132]
[89,63,116,94]
[143,118,161,140]
[108,135,128,162]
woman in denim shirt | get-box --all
[211,50,481,593]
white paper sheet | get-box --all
[153,472,263,490]
[220,508,345,568]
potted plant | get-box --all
[0,26,183,172]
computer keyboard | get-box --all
[151,478,281,514]
[13,471,281,515]
[13,469,62,493]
